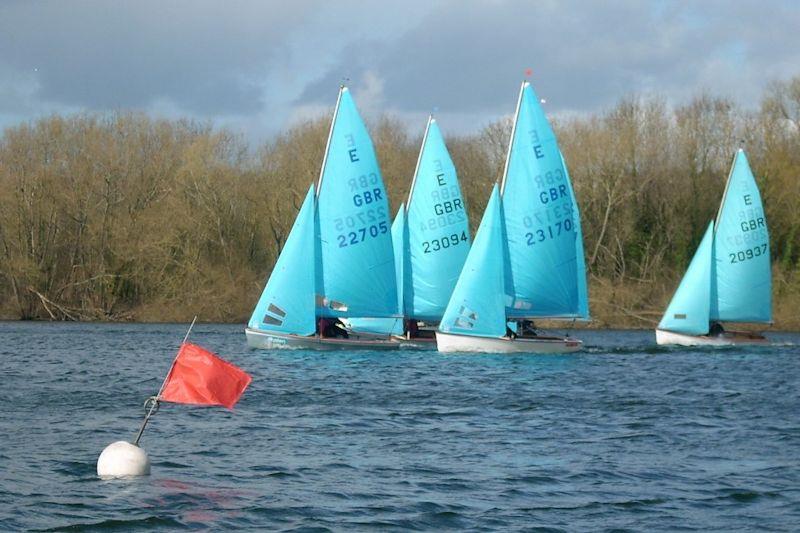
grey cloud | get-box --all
[0,0,320,114]
[303,0,800,117]
[0,0,798,138]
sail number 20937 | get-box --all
[729,244,767,263]
[337,222,388,248]
[422,231,468,253]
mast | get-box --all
[499,81,527,196]
[405,114,434,211]
[713,148,742,233]
[316,85,346,197]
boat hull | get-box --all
[393,336,437,350]
[435,331,582,354]
[245,328,399,351]
[655,328,769,346]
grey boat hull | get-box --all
[245,327,400,351]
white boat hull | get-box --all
[245,328,399,351]
[435,331,582,354]
[655,328,769,346]
[393,336,438,350]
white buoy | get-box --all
[97,441,151,478]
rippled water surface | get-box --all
[1,323,798,531]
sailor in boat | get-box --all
[709,322,725,337]
[519,320,539,337]
[318,317,349,339]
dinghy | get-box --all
[437,81,589,354]
[347,115,471,348]
[246,86,399,350]
[656,149,771,346]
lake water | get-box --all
[1,323,798,531]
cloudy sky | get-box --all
[1,0,798,141]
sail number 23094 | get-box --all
[422,231,468,253]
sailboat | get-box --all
[345,115,471,346]
[245,86,400,350]
[436,81,589,353]
[655,149,771,346]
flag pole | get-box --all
[133,316,197,446]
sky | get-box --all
[1,0,799,142]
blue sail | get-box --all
[439,185,506,338]
[248,185,317,335]
[563,152,590,319]
[346,206,406,336]
[316,87,398,318]
[392,205,407,317]
[711,149,772,323]
[500,81,583,318]
[406,117,471,320]
[659,221,714,335]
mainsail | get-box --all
[500,81,588,318]
[316,87,398,318]
[711,149,772,323]
[405,116,471,320]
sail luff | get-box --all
[500,81,527,196]
[713,149,739,233]
[316,86,346,198]
[406,115,433,210]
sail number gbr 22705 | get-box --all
[422,231,468,253]
[336,222,389,247]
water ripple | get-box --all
[0,323,798,530]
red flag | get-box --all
[160,343,251,409]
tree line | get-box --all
[1,75,798,328]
